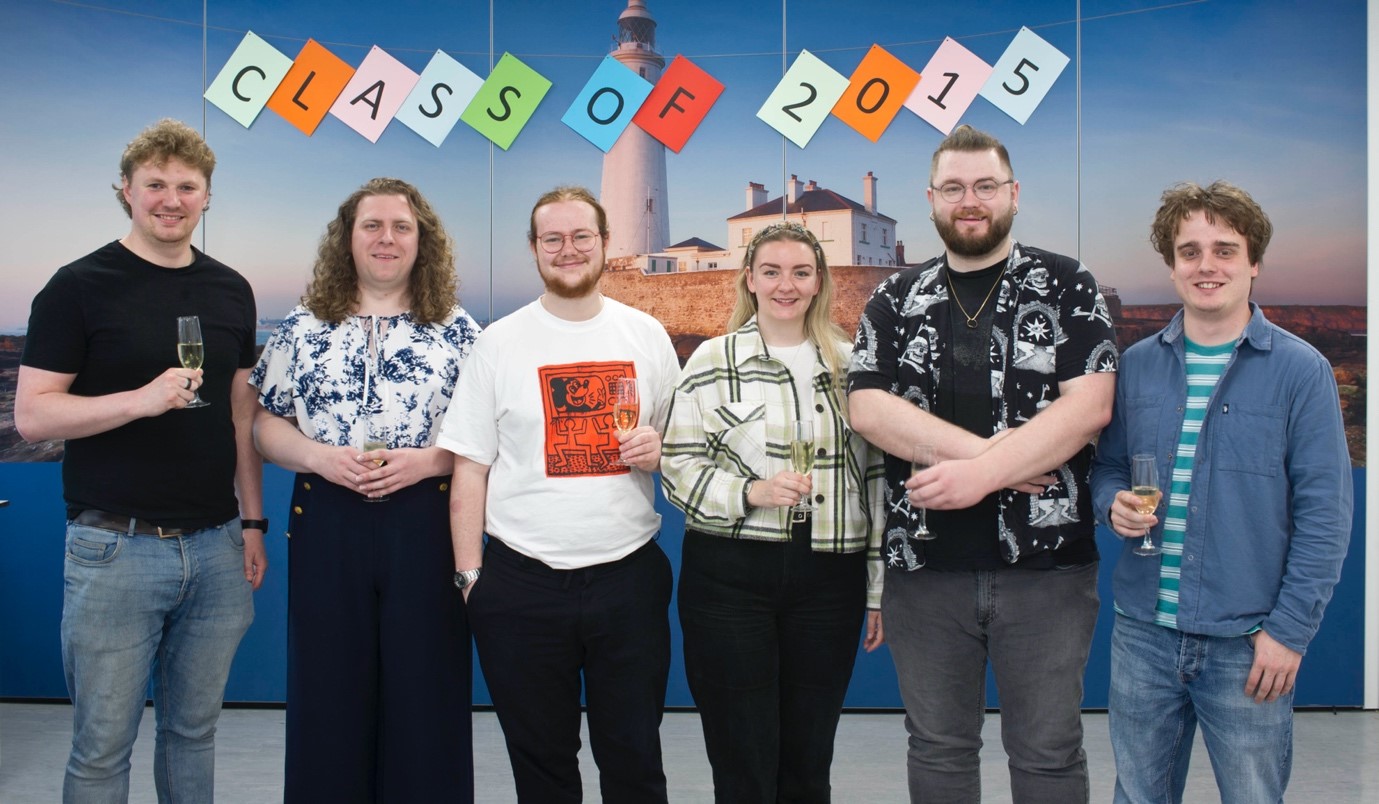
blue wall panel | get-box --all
[1,464,1367,708]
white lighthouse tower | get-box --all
[600,0,670,259]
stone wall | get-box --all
[600,264,899,343]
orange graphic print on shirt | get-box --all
[539,361,636,477]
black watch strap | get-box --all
[240,518,269,532]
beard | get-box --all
[934,205,1015,259]
[540,257,604,299]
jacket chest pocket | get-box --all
[704,401,768,477]
[1211,403,1285,476]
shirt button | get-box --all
[815,494,825,504]
[816,447,826,458]
[293,506,303,515]
[815,403,824,413]
[303,481,312,491]
[439,482,449,492]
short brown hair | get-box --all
[930,125,1013,183]
[114,119,216,217]
[302,178,459,325]
[528,186,609,242]
[1150,181,1272,266]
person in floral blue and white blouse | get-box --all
[251,177,481,803]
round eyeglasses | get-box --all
[930,179,1014,204]
[537,230,600,254]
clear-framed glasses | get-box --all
[537,230,600,254]
[930,178,1014,204]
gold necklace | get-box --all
[946,266,1005,329]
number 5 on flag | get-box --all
[979,27,1070,124]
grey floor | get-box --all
[0,703,1375,802]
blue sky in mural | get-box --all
[0,0,1365,327]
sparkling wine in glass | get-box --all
[361,420,389,502]
[910,444,937,540]
[1130,453,1161,556]
[176,316,209,408]
[790,420,815,522]
[610,378,639,467]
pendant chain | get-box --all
[946,266,1006,329]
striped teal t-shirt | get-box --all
[1154,338,1234,628]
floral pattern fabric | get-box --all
[252,304,481,449]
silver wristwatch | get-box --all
[453,568,482,590]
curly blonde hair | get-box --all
[302,178,459,324]
[113,119,216,217]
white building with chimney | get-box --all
[607,172,901,276]
[728,172,899,268]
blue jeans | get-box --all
[1109,614,1292,804]
[61,518,254,803]
[881,563,1099,804]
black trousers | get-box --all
[678,523,867,804]
[284,474,473,803]
[469,536,673,804]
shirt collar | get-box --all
[1161,302,1271,351]
[732,316,823,372]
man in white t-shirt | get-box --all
[437,186,679,803]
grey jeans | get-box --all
[881,562,1099,804]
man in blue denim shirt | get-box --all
[1090,181,1352,803]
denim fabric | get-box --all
[1109,614,1292,804]
[61,518,253,803]
[881,563,1098,804]
[1090,304,1351,653]
[678,526,866,803]
[469,537,673,804]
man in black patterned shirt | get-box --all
[848,125,1118,803]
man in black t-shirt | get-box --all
[15,119,266,802]
[848,125,1119,802]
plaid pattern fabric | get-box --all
[661,319,887,606]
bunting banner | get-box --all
[206,26,1068,150]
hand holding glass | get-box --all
[790,420,815,522]
[1130,453,1161,556]
[176,316,209,408]
[910,444,937,540]
[361,420,389,502]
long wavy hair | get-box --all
[302,178,458,324]
[728,222,849,394]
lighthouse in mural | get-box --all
[600,0,670,259]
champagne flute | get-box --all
[910,444,937,540]
[610,378,639,467]
[361,419,390,502]
[1130,453,1161,556]
[790,420,815,522]
[176,316,209,408]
